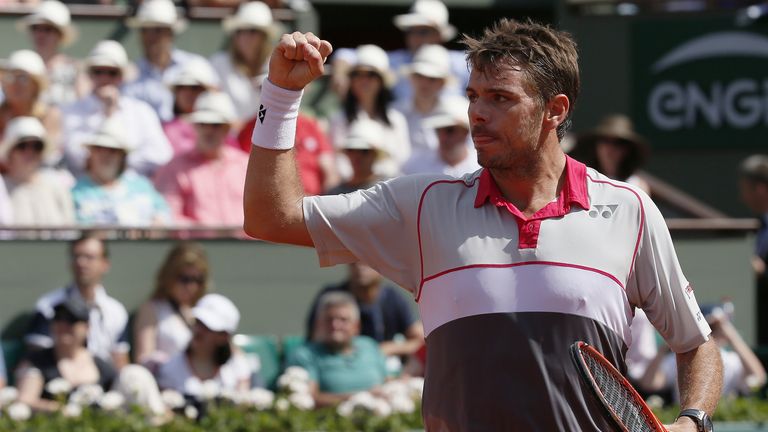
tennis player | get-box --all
[244,19,722,432]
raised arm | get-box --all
[243,32,333,246]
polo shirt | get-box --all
[286,336,387,394]
[303,156,710,431]
[26,285,130,362]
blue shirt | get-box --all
[72,170,171,225]
[287,336,387,394]
[123,49,209,122]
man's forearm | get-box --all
[676,338,723,414]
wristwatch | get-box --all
[677,409,714,432]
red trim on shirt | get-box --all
[472,157,591,249]
[421,260,625,291]
[586,175,645,284]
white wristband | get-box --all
[251,79,303,150]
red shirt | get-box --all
[238,114,333,196]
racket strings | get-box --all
[583,352,658,432]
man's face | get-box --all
[140,26,174,60]
[88,67,122,90]
[317,304,360,349]
[404,26,442,52]
[411,73,445,100]
[436,124,469,150]
[194,122,230,157]
[70,238,110,287]
[739,179,768,214]
[466,65,546,174]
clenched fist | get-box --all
[268,32,333,91]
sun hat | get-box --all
[422,95,469,130]
[0,116,50,162]
[126,0,188,34]
[342,118,389,159]
[393,0,457,42]
[17,0,78,46]
[571,114,650,180]
[167,58,219,89]
[222,1,274,35]
[351,44,396,88]
[0,49,47,90]
[193,293,240,334]
[83,117,133,152]
[401,44,452,79]
[187,91,237,125]
[85,40,129,73]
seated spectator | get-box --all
[394,44,453,156]
[238,113,339,196]
[157,293,252,399]
[25,233,130,369]
[639,303,767,402]
[326,119,389,195]
[210,1,275,123]
[133,242,209,370]
[71,118,171,226]
[163,58,233,157]
[16,0,87,106]
[124,0,211,122]
[0,49,62,158]
[401,95,479,177]
[570,114,650,193]
[306,262,423,359]
[1,116,74,226]
[17,296,117,412]
[328,44,411,179]
[61,40,172,177]
[154,91,249,226]
[289,291,388,407]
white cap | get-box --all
[222,1,274,34]
[84,117,133,152]
[402,44,451,79]
[0,116,49,162]
[193,294,240,334]
[0,50,47,89]
[422,95,470,130]
[126,0,187,34]
[188,91,237,125]
[86,40,129,71]
[393,0,457,42]
[352,44,396,88]
[168,58,219,89]
[342,118,388,157]
[17,0,78,46]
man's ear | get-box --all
[543,94,570,132]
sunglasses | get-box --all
[89,68,121,78]
[177,274,205,285]
[349,70,380,79]
[14,140,44,153]
[30,25,60,35]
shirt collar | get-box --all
[473,155,590,216]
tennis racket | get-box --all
[570,341,667,432]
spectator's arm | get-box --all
[309,380,355,407]
[717,318,767,390]
[112,350,130,371]
[132,302,158,365]
[379,321,424,357]
[638,343,672,393]
[16,362,59,412]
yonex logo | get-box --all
[258,104,267,123]
[588,204,618,219]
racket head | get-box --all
[570,341,667,432]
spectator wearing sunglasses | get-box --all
[17,296,117,413]
[0,116,74,227]
[71,117,171,226]
[16,0,88,107]
[133,242,210,373]
[0,50,62,159]
[328,45,411,179]
[401,95,479,177]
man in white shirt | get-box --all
[61,40,172,177]
[25,233,130,369]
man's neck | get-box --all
[349,282,381,304]
[414,95,438,114]
[148,50,172,71]
[490,142,567,218]
[439,144,468,167]
[76,283,99,303]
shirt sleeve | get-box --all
[303,175,435,294]
[625,192,711,353]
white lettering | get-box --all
[724,79,761,128]
[648,82,684,130]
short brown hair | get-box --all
[462,18,580,140]
[151,242,210,303]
